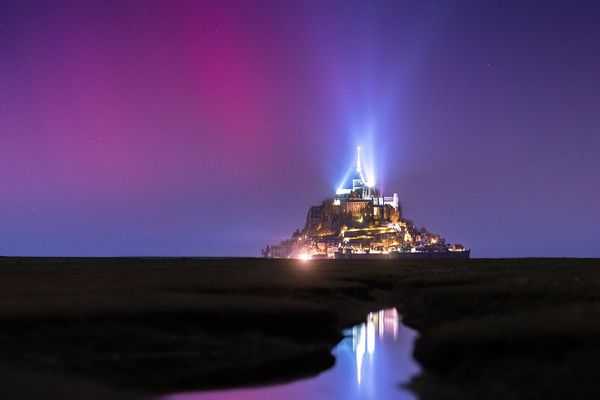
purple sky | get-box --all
[1,1,599,257]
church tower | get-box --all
[352,146,366,192]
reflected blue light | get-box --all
[163,308,420,400]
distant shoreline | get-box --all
[2,255,598,260]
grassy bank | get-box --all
[0,257,598,399]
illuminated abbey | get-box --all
[263,147,469,259]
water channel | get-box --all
[163,308,420,400]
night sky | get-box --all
[1,1,599,257]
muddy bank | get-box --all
[0,257,598,399]
[393,259,600,400]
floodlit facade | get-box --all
[263,147,469,259]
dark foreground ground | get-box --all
[0,257,598,399]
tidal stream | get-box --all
[163,308,420,400]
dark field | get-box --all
[0,257,598,399]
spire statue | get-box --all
[356,146,365,183]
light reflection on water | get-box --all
[162,308,420,400]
